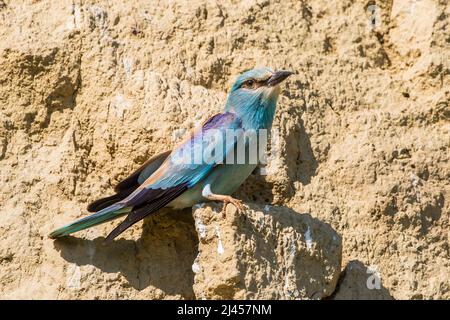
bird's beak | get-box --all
[267,70,294,86]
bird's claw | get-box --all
[221,197,246,218]
[229,198,245,213]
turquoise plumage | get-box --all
[49,67,293,241]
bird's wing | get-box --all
[105,112,243,241]
[86,150,171,212]
[115,150,172,191]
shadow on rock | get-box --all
[236,168,276,204]
[53,208,198,298]
[328,260,393,300]
[285,115,318,186]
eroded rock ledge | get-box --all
[191,203,342,300]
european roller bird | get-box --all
[49,67,293,242]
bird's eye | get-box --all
[243,79,255,88]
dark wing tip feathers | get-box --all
[86,150,171,213]
[104,182,189,242]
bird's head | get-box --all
[225,67,293,129]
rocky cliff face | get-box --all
[192,203,342,300]
[0,0,448,299]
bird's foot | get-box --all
[202,185,246,218]
[220,196,246,218]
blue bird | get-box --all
[49,67,293,242]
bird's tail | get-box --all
[48,204,132,239]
